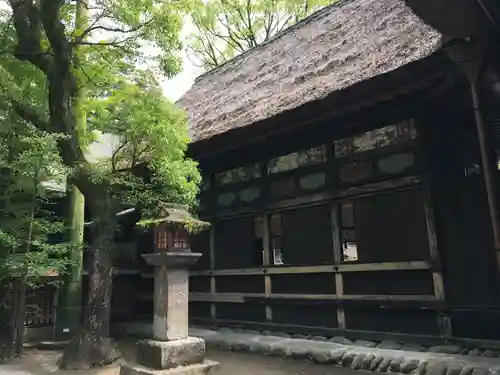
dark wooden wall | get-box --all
[420,93,500,340]
[187,104,447,340]
[103,71,500,344]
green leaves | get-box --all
[0,18,71,285]
[0,114,71,286]
[2,1,200,276]
[86,70,201,213]
[187,0,335,70]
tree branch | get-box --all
[73,34,140,47]
[12,101,51,133]
[9,0,53,75]
[37,0,87,172]
[216,13,246,53]
[75,19,154,43]
[111,140,129,172]
[220,0,257,48]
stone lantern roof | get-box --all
[137,202,210,232]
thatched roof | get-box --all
[137,203,210,231]
[178,0,442,143]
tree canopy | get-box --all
[0,0,200,367]
[187,0,334,70]
[0,0,200,227]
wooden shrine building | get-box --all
[109,0,500,345]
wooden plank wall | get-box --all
[188,182,447,338]
[419,102,500,340]
[125,109,492,341]
[181,117,456,340]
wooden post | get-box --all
[263,214,273,322]
[330,204,346,329]
[470,82,500,269]
[423,187,452,337]
[209,225,216,324]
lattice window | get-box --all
[173,229,189,250]
[340,202,358,262]
[334,120,417,158]
[155,227,169,250]
[215,164,261,186]
[253,216,264,266]
[338,190,429,263]
[270,214,284,265]
[268,146,326,174]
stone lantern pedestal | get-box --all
[120,253,218,375]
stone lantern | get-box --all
[120,203,217,375]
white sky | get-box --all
[160,50,200,102]
[159,18,202,102]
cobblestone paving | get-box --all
[0,345,361,375]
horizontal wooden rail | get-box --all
[189,292,438,304]
[338,261,431,272]
[189,261,431,277]
[135,292,438,305]
[83,260,431,277]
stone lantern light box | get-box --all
[151,204,199,252]
[120,203,216,375]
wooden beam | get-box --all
[189,261,431,277]
[189,292,438,303]
[330,203,346,329]
[190,268,264,276]
[83,269,142,276]
[422,186,452,337]
[333,175,421,200]
[190,60,447,160]
[265,276,272,321]
[263,213,273,322]
[269,193,331,211]
[209,224,217,323]
[342,294,438,301]
[337,261,431,273]
[202,176,422,221]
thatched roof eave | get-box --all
[179,0,443,144]
[189,50,451,158]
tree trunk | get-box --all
[12,202,35,357]
[55,0,87,339]
[59,192,119,370]
[56,184,84,339]
[12,278,26,357]
[0,282,14,363]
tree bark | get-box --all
[12,197,35,357]
[8,1,120,368]
[0,282,14,362]
[56,184,84,339]
[12,278,26,357]
[59,191,120,370]
[56,0,88,331]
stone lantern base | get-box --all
[120,361,218,375]
[120,337,218,375]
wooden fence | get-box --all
[25,284,56,327]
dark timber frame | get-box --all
[105,40,500,346]
[180,56,469,342]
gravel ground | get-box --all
[0,344,363,375]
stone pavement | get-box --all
[12,325,500,375]
[0,347,364,375]
[186,327,500,375]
